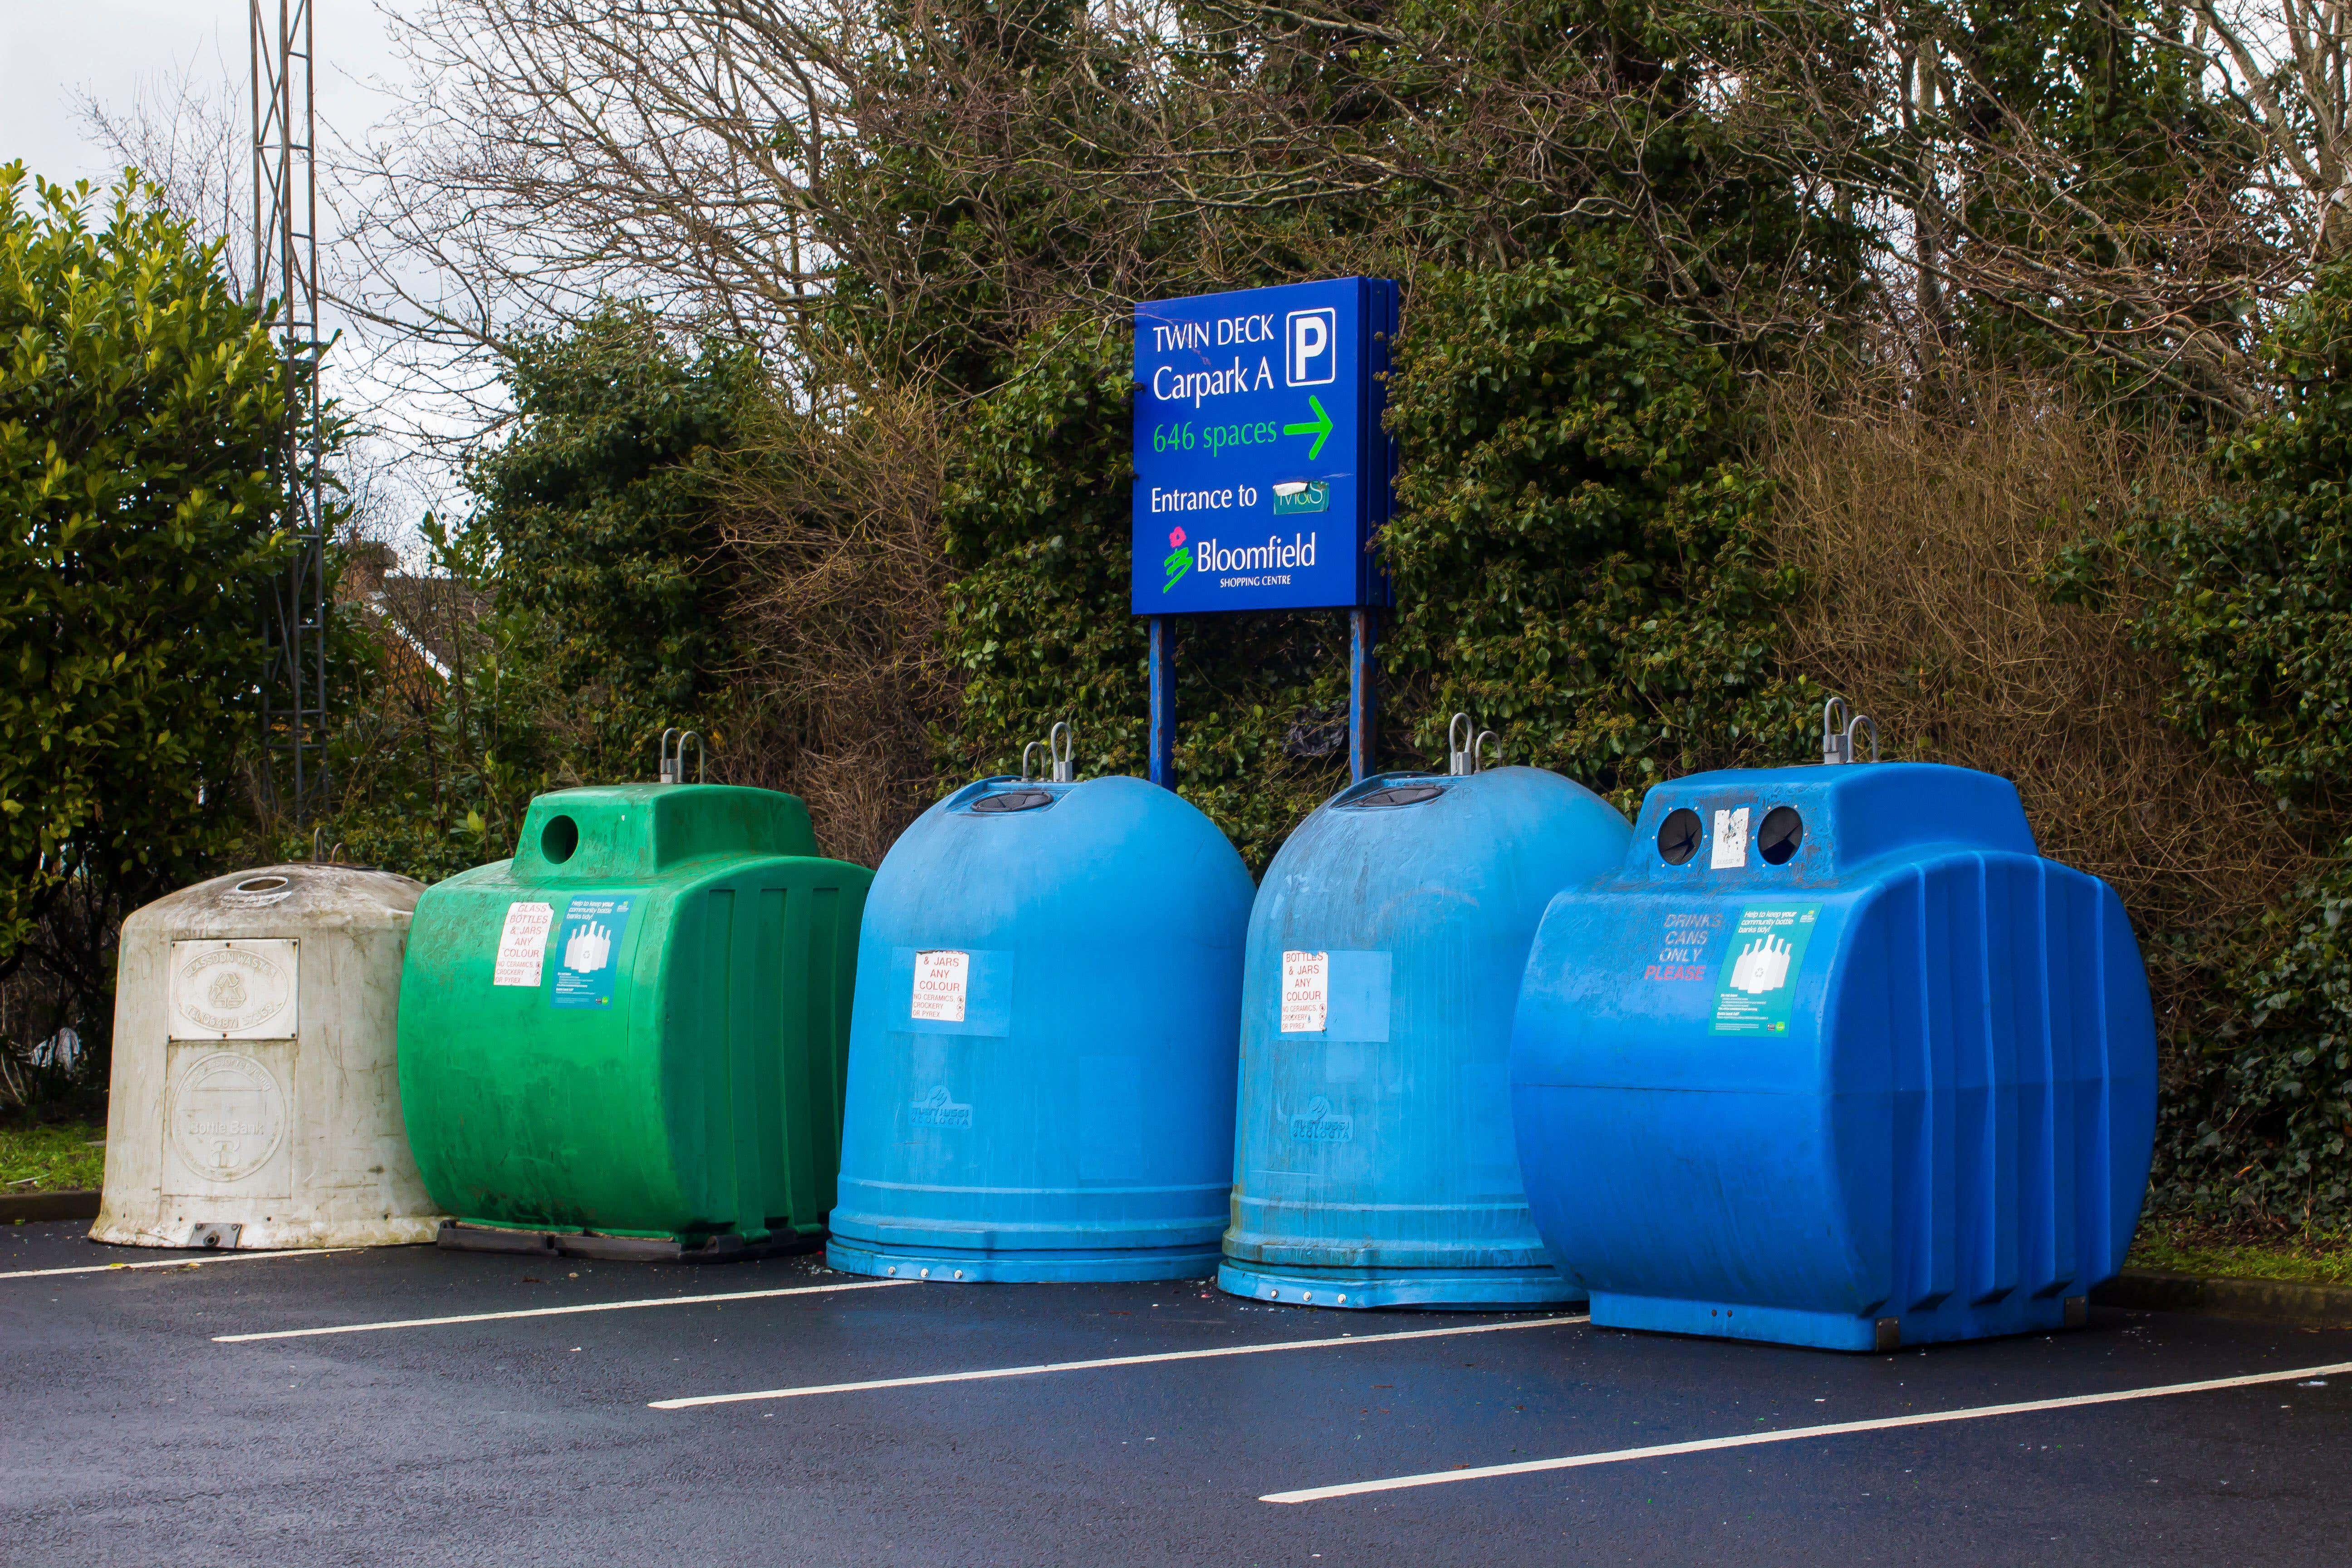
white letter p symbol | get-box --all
[1287,309,1334,385]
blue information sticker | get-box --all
[550,895,634,1009]
[1132,278,1397,614]
[1709,905,1820,1035]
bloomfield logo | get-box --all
[1163,526,1190,592]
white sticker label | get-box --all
[911,950,970,1022]
[1281,950,1330,1034]
[1710,807,1751,870]
[494,902,556,987]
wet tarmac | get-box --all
[4,1219,2347,1567]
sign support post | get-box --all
[1148,615,1176,787]
[1349,607,1378,783]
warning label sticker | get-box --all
[493,902,555,987]
[1281,950,1330,1034]
[911,950,970,1023]
[1710,904,1820,1035]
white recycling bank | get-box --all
[94,864,444,1249]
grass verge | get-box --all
[0,1120,105,1194]
[2130,1215,2352,1289]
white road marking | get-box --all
[0,1249,360,1282]
[1260,1357,2352,1504]
[651,1314,1588,1410]
[212,1276,914,1341]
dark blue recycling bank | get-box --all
[1509,760,2159,1351]
[1221,764,1632,1308]
[828,772,1254,1283]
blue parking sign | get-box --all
[1132,279,1396,614]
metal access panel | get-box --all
[1132,278,1398,614]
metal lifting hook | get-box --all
[1843,713,1879,764]
[1049,720,1076,784]
[658,728,707,784]
[1448,713,1498,776]
[1820,696,1878,765]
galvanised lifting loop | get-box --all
[1049,720,1076,783]
[1021,741,1045,782]
[1447,712,1475,776]
[1821,696,1852,765]
[1842,713,1879,765]
[1475,730,1500,773]
[658,728,707,784]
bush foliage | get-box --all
[0,168,291,1081]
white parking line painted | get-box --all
[651,1314,1588,1409]
[1,1249,360,1282]
[213,1276,914,1342]
[1260,1357,2352,1504]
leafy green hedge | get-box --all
[2082,268,2352,1232]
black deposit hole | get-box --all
[1351,784,1446,809]
[971,789,1054,813]
[541,814,580,863]
[1758,805,1804,865]
[1657,807,1703,866]
[232,875,289,894]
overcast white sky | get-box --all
[3,2,461,548]
[0,1,409,188]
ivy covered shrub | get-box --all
[321,308,758,880]
[461,304,758,760]
[2103,266,2352,1231]
[1383,255,1817,810]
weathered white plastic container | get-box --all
[93,864,444,1250]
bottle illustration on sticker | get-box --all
[1710,906,1818,1034]
[550,897,633,1009]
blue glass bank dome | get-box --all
[828,755,1254,1283]
[1222,740,1632,1309]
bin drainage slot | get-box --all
[1351,784,1446,809]
[973,789,1055,814]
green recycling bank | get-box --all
[396,784,871,1258]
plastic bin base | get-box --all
[1217,1260,1583,1311]
[825,1236,1220,1284]
[436,1220,818,1264]
[1588,1289,2093,1351]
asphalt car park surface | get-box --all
[4,1219,2347,1568]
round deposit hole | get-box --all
[541,814,580,864]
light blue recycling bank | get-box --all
[827,769,1254,1283]
[1509,756,2159,1351]
[1220,761,1632,1308]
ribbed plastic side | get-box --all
[1857,853,2154,1338]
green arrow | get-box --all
[1283,395,1333,460]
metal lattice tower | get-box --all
[252,0,329,822]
